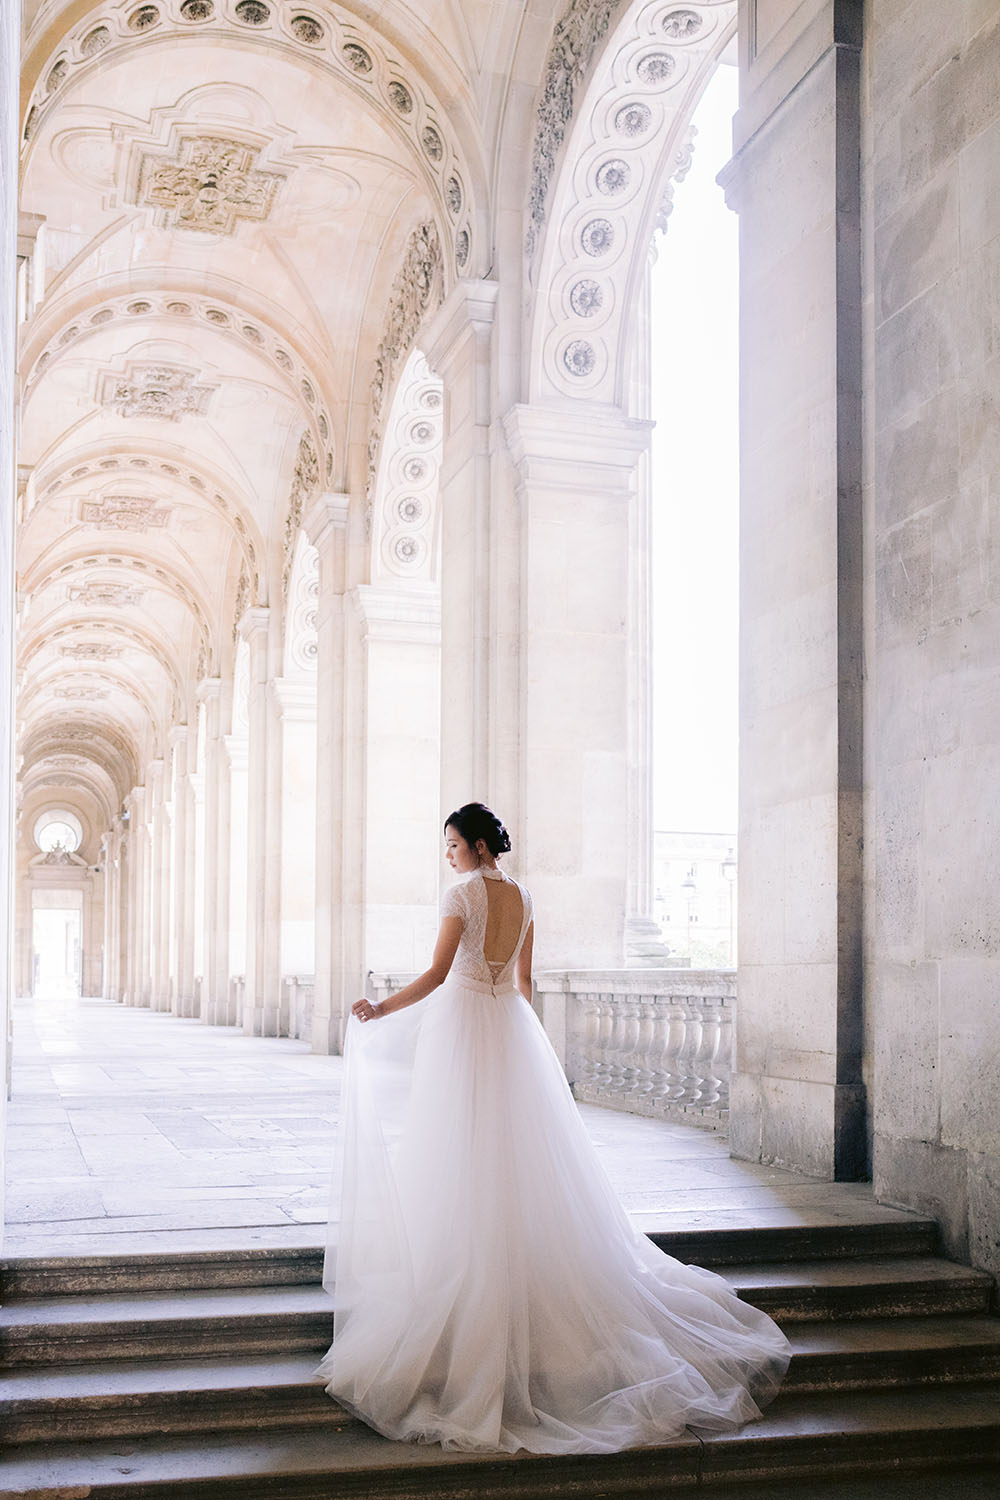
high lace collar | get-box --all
[477,863,507,881]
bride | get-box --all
[317,802,790,1454]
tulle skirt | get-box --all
[316,974,790,1454]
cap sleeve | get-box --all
[440,883,467,925]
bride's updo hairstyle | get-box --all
[445,802,512,858]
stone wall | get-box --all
[866,0,1000,1278]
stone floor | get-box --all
[5,993,899,1259]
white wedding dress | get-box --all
[317,867,790,1454]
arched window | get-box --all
[33,809,83,854]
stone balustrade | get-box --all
[536,970,735,1130]
[369,968,735,1131]
[280,974,314,1042]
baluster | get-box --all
[691,1001,722,1109]
[632,996,659,1106]
[675,996,703,1109]
[649,997,686,1108]
[589,994,613,1094]
[602,994,628,1100]
[618,997,643,1100]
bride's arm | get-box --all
[515,920,534,1005]
[353,916,463,1022]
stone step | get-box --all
[1,1386,999,1498]
[3,1315,1000,1445]
[0,1213,940,1299]
[2,1257,991,1367]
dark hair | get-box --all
[444,802,512,858]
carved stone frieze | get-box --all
[366,223,444,509]
[99,362,215,421]
[136,135,284,235]
[80,495,171,530]
[527,0,627,257]
[54,684,109,700]
[232,566,250,644]
[281,433,320,600]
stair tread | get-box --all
[1,1385,999,1493]
[4,1314,1000,1408]
[2,1255,985,1333]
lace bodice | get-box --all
[441,869,533,989]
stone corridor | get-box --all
[5,993,911,1262]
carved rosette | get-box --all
[530,0,734,402]
[371,350,443,581]
[284,535,319,675]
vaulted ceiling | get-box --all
[16,0,549,851]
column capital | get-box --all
[237,605,269,647]
[302,492,350,551]
[270,677,318,722]
[168,723,189,749]
[423,277,499,374]
[351,582,441,646]
[196,675,222,703]
[503,402,652,494]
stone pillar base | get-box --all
[625,915,673,967]
[730,1074,868,1181]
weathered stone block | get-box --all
[874,1134,970,1262]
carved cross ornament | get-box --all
[137,135,284,235]
[81,496,171,531]
[99,363,214,421]
[67,580,145,608]
[59,642,123,660]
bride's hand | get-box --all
[353,997,381,1023]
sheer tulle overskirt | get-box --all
[317,977,790,1454]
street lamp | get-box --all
[721,848,737,966]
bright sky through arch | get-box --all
[651,62,739,834]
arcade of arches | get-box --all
[2,0,999,1287]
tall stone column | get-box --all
[302,493,351,1054]
[197,678,230,1025]
[169,725,196,1017]
[223,731,248,1027]
[272,680,317,997]
[503,404,651,970]
[423,281,504,819]
[240,607,281,1037]
[124,785,149,1007]
[113,819,128,1004]
[354,584,441,975]
[149,759,172,1011]
[719,0,865,1179]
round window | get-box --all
[33,809,83,854]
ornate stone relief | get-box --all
[80,495,171,530]
[68,580,146,608]
[59,642,123,660]
[136,135,284,234]
[284,535,319,676]
[54,683,110,700]
[24,0,472,270]
[24,293,332,484]
[281,433,319,600]
[98,362,215,420]
[371,350,442,582]
[367,223,444,518]
[654,127,696,233]
[530,0,735,403]
[232,566,250,644]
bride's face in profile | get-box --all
[445,825,479,874]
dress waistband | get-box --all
[454,973,520,998]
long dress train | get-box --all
[317,867,790,1454]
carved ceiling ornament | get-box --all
[23,2,473,268]
[59,642,123,660]
[136,135,285,235]
[366,223,444,516]
[529,0,735,404]
[67,579,146,608]
[54,684,110,700]
[281,433,320,601]
[80,495,172,531]
[98,361,215,421]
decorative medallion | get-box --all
[166,301,192,315]
[81,25,111,56]
[241,323,263,343]
[410,420,434,444]
[397,496,423,523]
[80,496,171,531]
[388,81,413,114]
[274,348,292,369]
[446,176,463,215]
[596,158,630,194]
[662,9,702,37]
[46,60,68,95]
[136,136,284,235]
[570,279,604,317]
[90,309,114,324]
[581,218,614,256]
[563,339,596,376]
[393,536,419,564]
[615,102,652,135]
[234,0,270,23]
[291,14,324,43]
[637,52,676,84]
[421,126,444,162]
[59,326,80,344]
[179,0,214,18]
[99,363,215,421]
[126,300,152,314]
[55,685,109,701]
[205,307,229,324]
[343,43,372,73]
[127,6,160,31]
[455,228,470,269]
